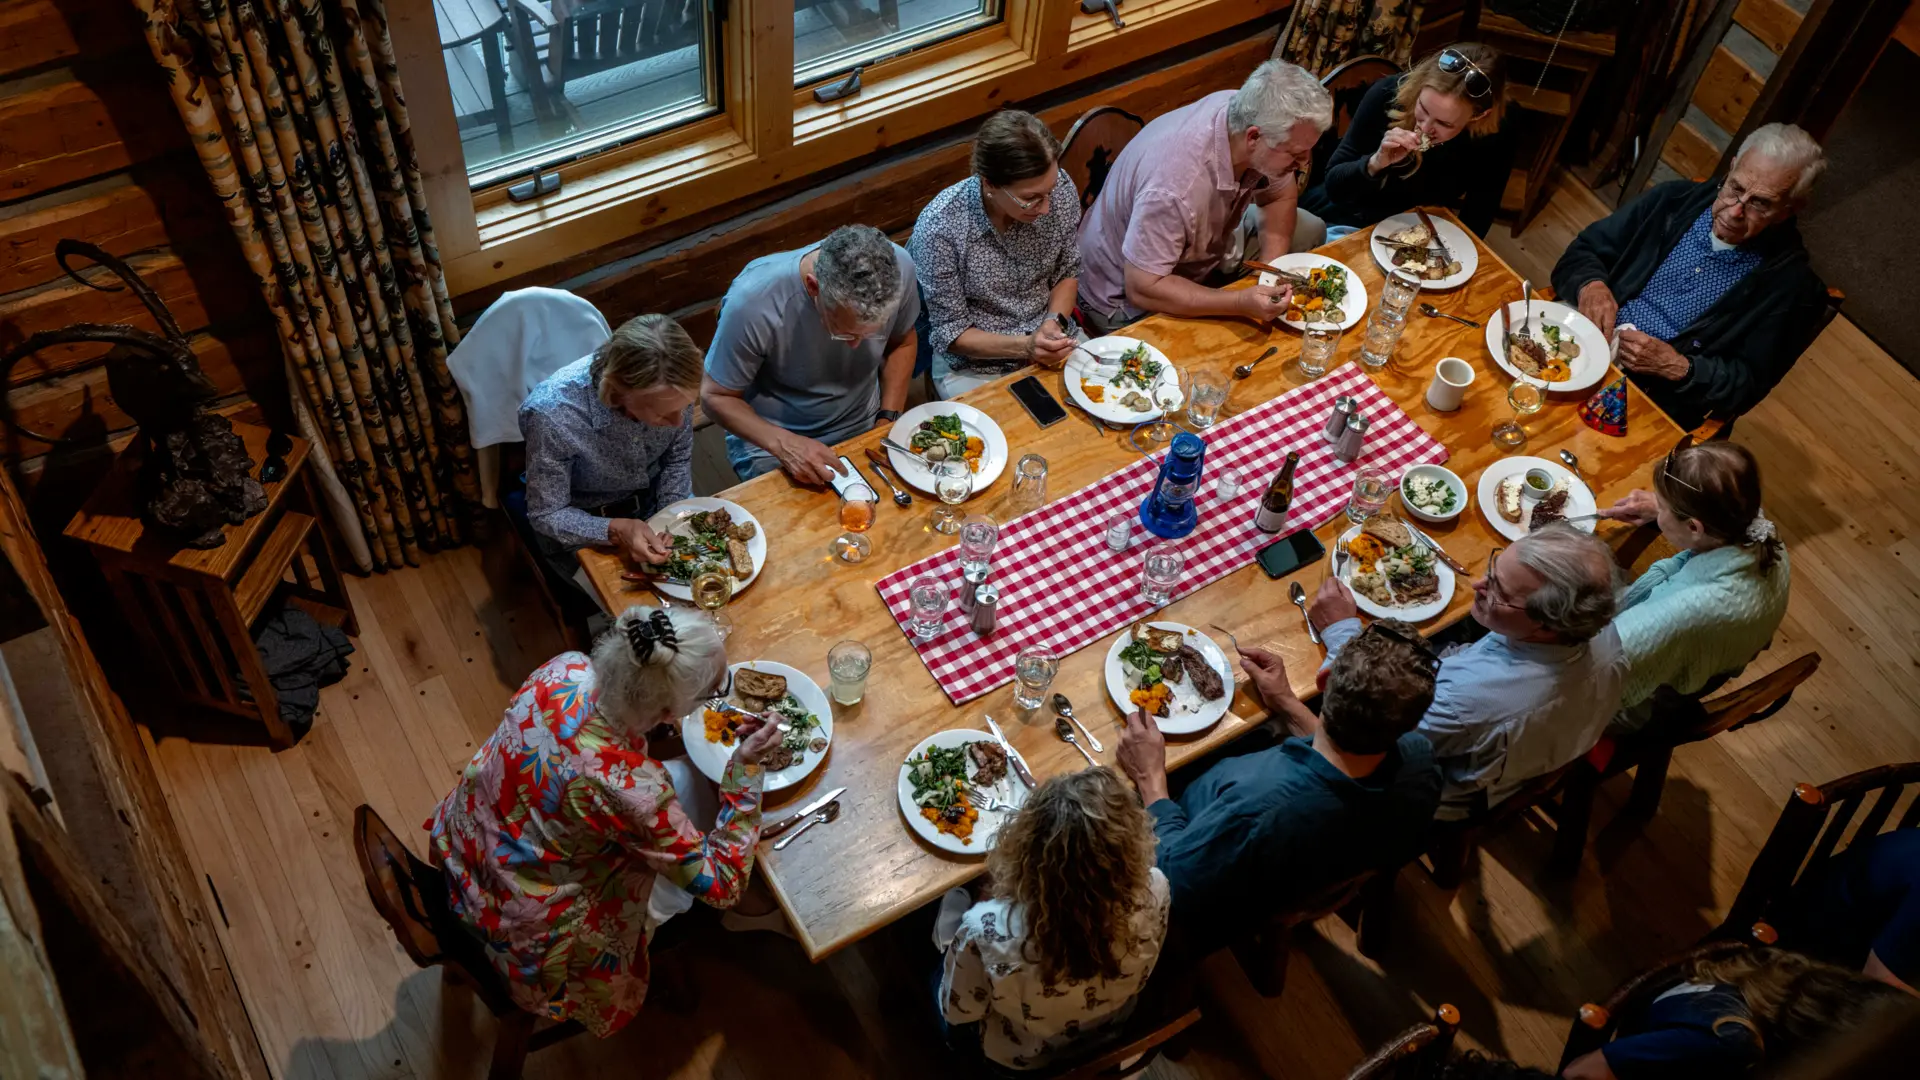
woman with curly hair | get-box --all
[935,767,1170,1072]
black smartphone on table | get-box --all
[1256,530,1326,579]
[1008,375,1069,428]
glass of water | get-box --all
[1214,468,1243,501]
[1009,453,1048,515]
[828,640,872,705]
[908,576,950,641]
[1012,645,1059,710]
[1299,325,1341,378]
[1380,267,1423,316]
[958,515,998,574]
[1358,306,1406,370]
[930,459,972,535]
[1345,464,1392,523]
[1185,367,1229,428]
[1140,544,1185,605]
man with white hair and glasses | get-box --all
[1076,59,1335,334]
[703,224,920,484]
[1552,122,1830,430]
[1309,524,1627,819]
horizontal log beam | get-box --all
[0,68,187,202]
[0,165,233,295]
[0,0,143,80]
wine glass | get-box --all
[1131,366,1187,453]
[689,568,733,639]
[930,459,972,535]
[1492,376,1546,450]
[834,483,877,562]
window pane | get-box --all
[795,0,1002,85]
[439,0,720,188]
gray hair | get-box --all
[814,224,902,326]
[1226,60,1334,143]
[590,607,727,727]
[1733,122,1826,202]
[1510,525,1619,643]
[591,314,703,402]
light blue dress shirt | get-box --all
[1323,618,1627,817]
[1614,544,1790,713]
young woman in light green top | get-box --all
[1603,441,1789,727]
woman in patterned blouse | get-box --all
[938,767,1171,1072]
[427,607,779,1037]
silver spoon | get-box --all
[1558,449,1585,481]
[1419,303,1481,329]
[1233,346,1281,380]
[1288,581,1322,646]
[863,449,913,508]
[1054,717,1098,767]
[773,800,840,851]
[1050,693,1104,753]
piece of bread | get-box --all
[1133,621,1183,654]
[728,521,758,542]
[733,668,787,702]
[726,538,753,578]
[1496,476,1525,523]
[1350,570,1394,606]
[1363,512,1413,549]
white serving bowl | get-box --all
[1400,464,1469,523]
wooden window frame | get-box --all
[389,0,1287,298]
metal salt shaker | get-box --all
[969,582,1000,635]
[1334,412,1370,463]
[956,566,990,618]
[1323,395,1356,443]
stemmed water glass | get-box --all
[690,568,733,640]
[1492,375,1546,450]
[1130,366,1188,453]
[834,483,877,562]
[929,459,972,534]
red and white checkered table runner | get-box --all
[874,365,1450,703]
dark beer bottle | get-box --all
[1253,452,1300,534]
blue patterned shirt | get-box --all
[1616,207,1763,341]
[518,358,694,549]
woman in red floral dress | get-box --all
[427,607,779,1036]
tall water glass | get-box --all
[1009,454,1048,515]
[1140,544,1185,605]
[1012,646,1059,710]
[1358,306,1406,370]
[1186,367,1229,428]
[1345,465,1392,523]
[908,576,949,641]
[1380,267,1423,316]
[930,459,971,534]
[828,640,872,705]
[958,515,998,574]
[1299,325,1341,378]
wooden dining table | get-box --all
[579,211,1687,961]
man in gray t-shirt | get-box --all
[702,225,921,483]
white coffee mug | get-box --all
[1426,357,1475,411]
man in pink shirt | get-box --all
[1078,60,1333,332]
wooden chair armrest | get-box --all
[512,0,557,26]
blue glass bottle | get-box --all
[1140,432,1206,539]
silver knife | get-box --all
[762,785,847,840]
[1414,208,1454,265]
[983,715,1037,789]
[1406,524,1472,578]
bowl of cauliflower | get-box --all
[1400,464,1468,524]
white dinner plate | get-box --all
[1475,456,1598,542]
[681,661,832,796]
[1368,212,1479,291]
[885,401,1009,497]
[1063,336,1182,425]
[1329,523,1456,623]
[1484,300,1612,392]
[1102,622,1234,736]
[897,728,1023,856]
[645,497,769,601]
[1263,252,1369,331]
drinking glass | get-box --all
[1358,306,1406,370]
[1380,267,1423,316]
[958,515,998,574]
[930,459,972,534]
[908,576,950,641]
[1012,646,1060,710]
[1492,376,1546,450]
[1345,464,1392,523]
[1009,453,1048,515]
[1133,366,1187,452]
[1104,513,1135,553]
[828,640,872,705]
[834,483,877,563]
[1140,544,1185,605]
[1214,468,1243,501]
[1299,325,1341,378]
[1185,367,1229,428]
[690,568,733,640]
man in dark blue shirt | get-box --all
[1116,619,1443,949]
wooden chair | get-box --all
[353,805,585,1079]
[1052,965,1202,1080]
[1712,761,1920,942]
[543,0,704,94]
[1060,106,1145,211]
[1346,1004,1461,1080]
[1232,866,1397,997]
[1306,55,1402,194]
[1424,761,1589,889]
[1557,939,1756,1073]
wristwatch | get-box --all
[876,408,903,422]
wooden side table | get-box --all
[64,422,357,748]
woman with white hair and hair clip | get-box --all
[428,607,777,1037]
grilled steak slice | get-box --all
[968,741,1008,786]
[1178,645,1224,700]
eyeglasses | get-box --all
[813,291,876,344]
[1363,620,1442,674]
[702,666,734,702]
[990,183,1050,212]
[1482,547,1527,611]
[1718,175,1788,218]
[1437,48,1493,100]
[1662,435,1703,493]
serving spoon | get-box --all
[1233,346,1281,380]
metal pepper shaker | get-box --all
[1323,395,1356,443]
[968,582,1000,635]
[956,566,989,618]
[1334,412,1370,463]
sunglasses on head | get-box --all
[1364,620,1442,675]
[1662,436,1703,493]
[1437,48,1493,101]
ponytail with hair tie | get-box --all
[623,608,681,665]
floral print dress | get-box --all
[427,652,763,1036]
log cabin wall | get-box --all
[0,0,283,500]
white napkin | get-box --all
[1611,323,1638,362]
